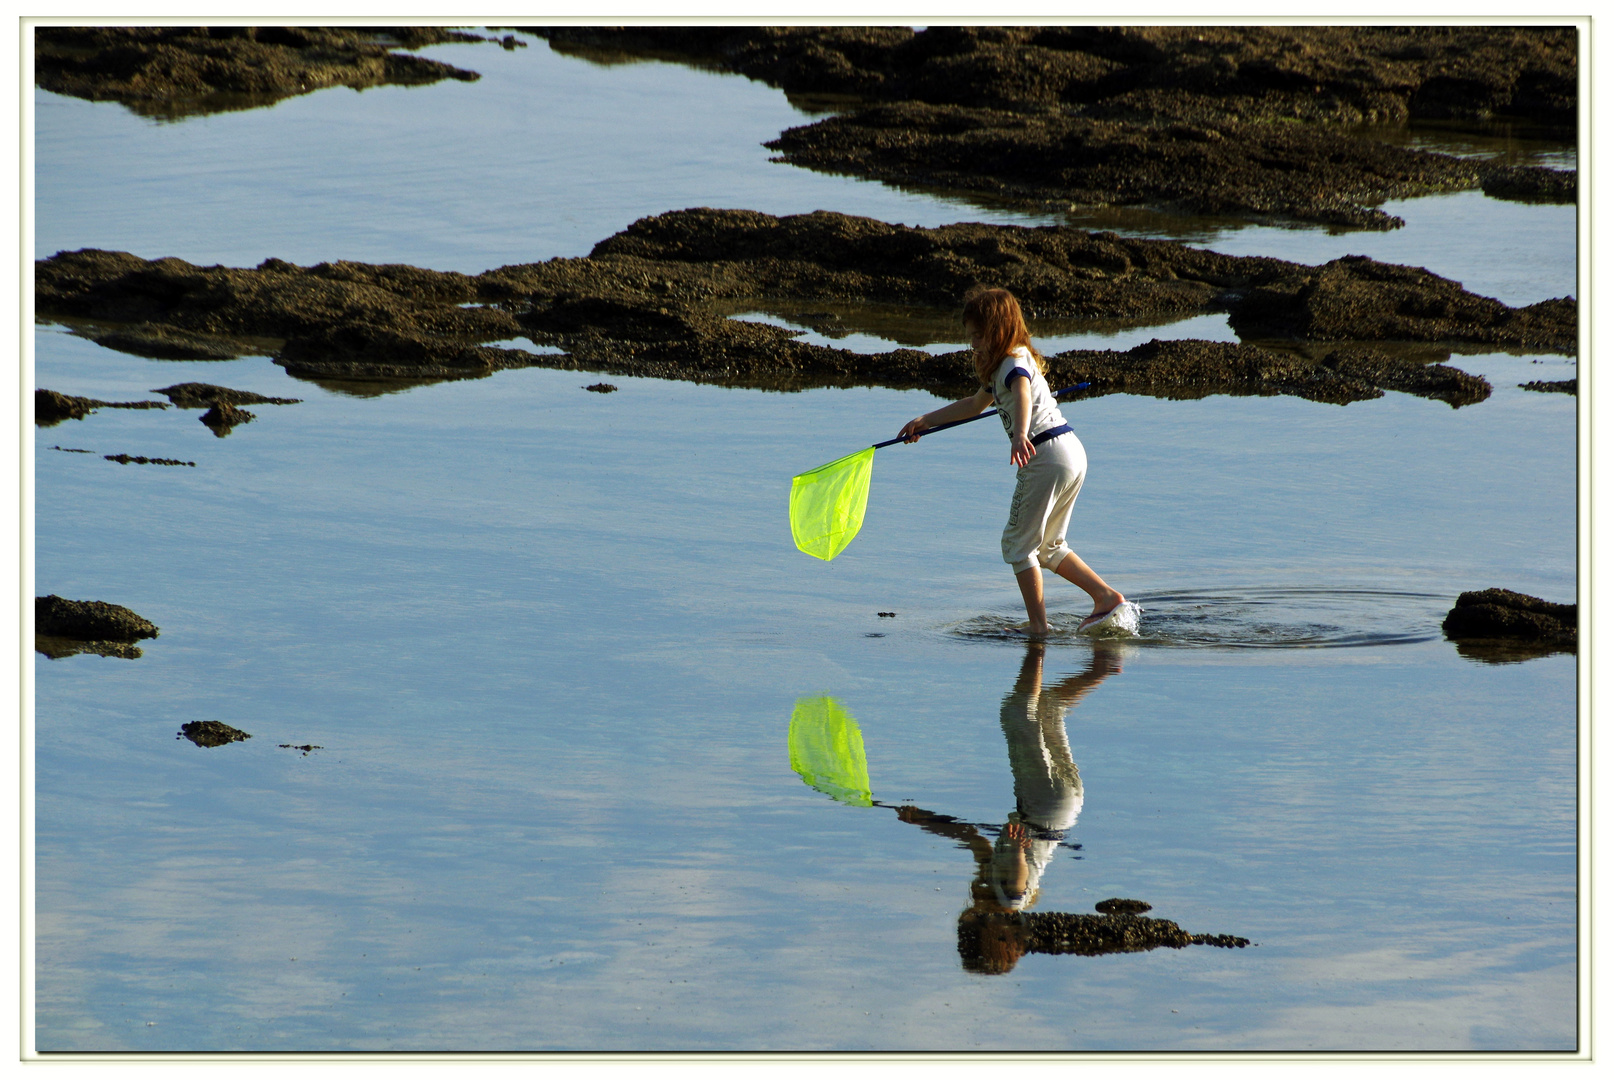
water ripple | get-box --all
[949,588,1449,650]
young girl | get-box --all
[897,287,1126,637]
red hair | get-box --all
[962,286,1042,388]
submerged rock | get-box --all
[1521,378,1576,394]
[35,26,486,119]
[1442,588,1576,661]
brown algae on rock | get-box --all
[103,454,196,466]
[35,208,1573,404]
[35,26,489,119]
[199,401,254,436]
[37,594,158,642]
[1442,588,1575,662]
[1094,897,1153,914]
[36,388,168,427]
[179,721,251,748]
[151,383,302,408]
[35,595,158,659]
[535,26,1575,228]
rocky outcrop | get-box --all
[36,208,1575,403]
[535,26,1576,228]
[37,594,159,640]
[34,26,487,119]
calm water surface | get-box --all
[32,33,1578,1052]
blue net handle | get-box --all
[872,383,1091,449]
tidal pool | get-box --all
[30,31,1578,1053]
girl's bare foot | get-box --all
[1078,593,1126,631]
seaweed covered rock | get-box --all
[200,401,255,435]
[1228,257,1574,353]
[36,595,159,642]
[35,26,486,119]
[535,26,1576,228]
[766,102,1493,231]
[1045,338,1490,407]
[537,26,1576,126]
[34,209,1571,401]
[35,388,168,426]
[1442,589,1576,654]
[178,721,251,748]
[151,383,302,408]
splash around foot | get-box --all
[951,589,1448,649]
[1078,601,1142,637]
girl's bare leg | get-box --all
[1015,566,1050,637]
[1052,552,1125,618]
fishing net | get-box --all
[789,446,874,561]
[788,696,873,807]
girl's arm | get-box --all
[1007,377,1035,468]
[897,387,993,443]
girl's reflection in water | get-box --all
[895,641,1122,974]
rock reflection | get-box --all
[911,644,1249,971]
[791,642,1249,974]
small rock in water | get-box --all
[104,453,195,467]
[877,611,895,617]
[200,400,254,435]
[178,721,251,748]
[1095,898,1152,914]
[584,383,618,393]
[36,595,158,641]
[1446,584,1568,652]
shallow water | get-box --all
[31,32,1578,1053]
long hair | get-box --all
[963,286,1043,388]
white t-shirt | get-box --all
[991,347,1067,442]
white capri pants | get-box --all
[1001,432,1088,575]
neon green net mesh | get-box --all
[789,446,874,561]
[788,696,873,807]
